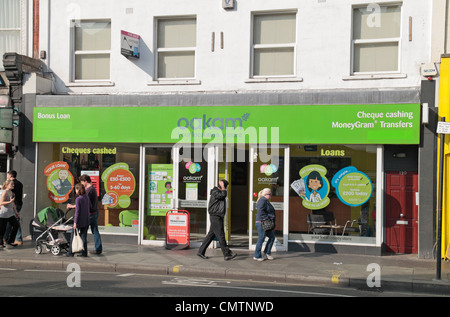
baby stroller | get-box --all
[32,207,73,256]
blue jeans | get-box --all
[254,221,275,259]
[89,212,102,253]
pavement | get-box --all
[1,240,450,296]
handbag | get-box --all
[71,228,84,253]
[261,218,275,231]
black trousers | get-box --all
[198,215,231,257]
[0,216,19,245]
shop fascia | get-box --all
[33,103,420,146]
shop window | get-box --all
[352,4,401,73]
[156,17,196,79]
[143,146,208,242]
[288,145,377,244]
[144,147,174,241]
[36,143,139,235]
[251,12,296,77]
[72,20,111,81]
[251,146,286,247]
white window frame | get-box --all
[350,3,402,76]
[152,16,199,85]
[0,0,27,71]
[249,10,299,81]
[70,19,112,84]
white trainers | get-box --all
[253,257,264,262]
[264,254,274,260]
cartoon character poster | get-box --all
[291,164,330,210]
[45,161,74,203]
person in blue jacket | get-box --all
[254,188,276,261]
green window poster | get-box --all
[148,164,173,216]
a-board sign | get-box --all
[165,210,190,250]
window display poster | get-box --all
[45,161,74,203]
[331,166,372,207]
[148,164,173,216]
[81,170,100,196]
[186,183,198,201]
[291,164,330,210]
[101,162,136,208]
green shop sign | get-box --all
[33,103,420,144]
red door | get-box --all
[385,171,418,254]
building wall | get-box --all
[34,0,438,255]
[39,0,432,95]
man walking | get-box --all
[80,174,103,254]
[197,179,236,261]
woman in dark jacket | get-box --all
[67,183,90,257]
[254,188,276,261]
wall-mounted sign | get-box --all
[421,62,437,77]
[222,0,234,9]
[121,30,140,58]
[0,95,10,107]
[0,143,9,154]
[437,121,450,134]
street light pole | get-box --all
[436,117,445,280]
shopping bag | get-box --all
[72,228,84,253]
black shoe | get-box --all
[66,253,74,257]
[197,253,208,259]
[224,253,237,261]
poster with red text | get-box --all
[101,162,135,208]
[81,170,100,196]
